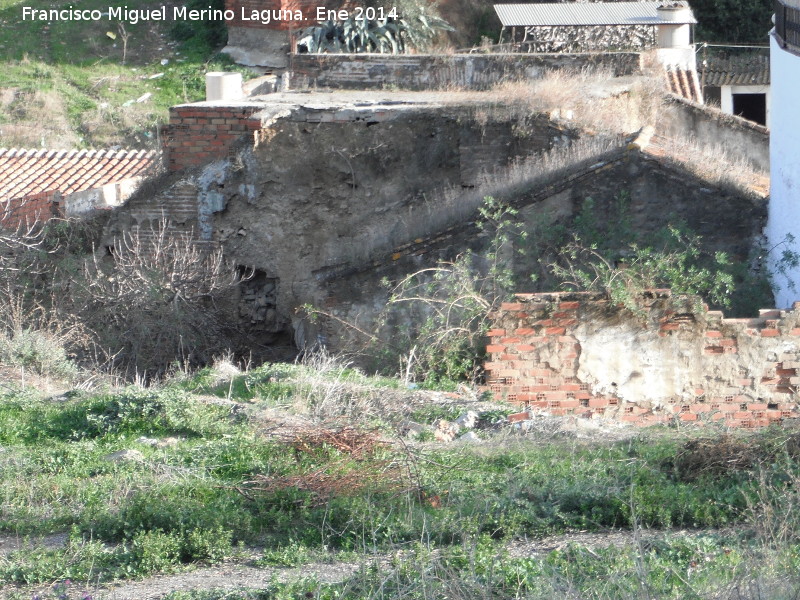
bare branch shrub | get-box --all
[0,210,92,379]
[76,221,242,377]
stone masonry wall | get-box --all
[485,292,800,428]
[288,53,642,91]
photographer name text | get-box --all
[21,5,398,26]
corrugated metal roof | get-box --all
[700,54,770,86]
[494,3,697,27]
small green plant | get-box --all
[364,196,521,383]
[550,226,735,314]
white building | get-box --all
[700,52,770,127]
[766,0,800,307]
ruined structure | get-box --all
[104,86,768,354]
[485,291,800,428]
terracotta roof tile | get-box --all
[665,66,703,103]
[0,147,159,202]
[700,54,769,87]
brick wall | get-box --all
[162,104,263,171]
[289,53,642,91]
[1,191,62,229]
[485,291,800,428]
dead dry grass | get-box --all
[480,67,667,136]
[0,88,79,149]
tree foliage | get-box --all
[692,0,773,43]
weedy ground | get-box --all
[0,0,249,149]
[2,355,800,599]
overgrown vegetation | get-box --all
[3,362,800,597]
[0,213,245,379]
[0,0,247,149]
[340,188,776,384]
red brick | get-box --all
[560,400,580,409]
[558,301,581,310]
[486,345,505,353]
[515,344,536,352]
[660,323,680,331]
[761,329,780,337]
[508,411,530,423]
[705,330,723,338]
[719,338,737,347]
[515,327,536,335]
[545,327,566,336]
[500,302,525,311]
[748,403,769,411]
[704,347,724,355]
[691,404,711,413]
[777,368,797,376]
[561,383,581,392]
[588,398,608,408]
[486,329,506,337]
[500,337,521,344]
[680,413,698,422]
[790,328,800,336]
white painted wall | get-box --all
[766,35,800,307]
[720,84,771,128]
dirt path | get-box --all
[1,527,739,600]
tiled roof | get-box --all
[665,66,703,103]
[699,54,769,87]
[0,148,157,201]
[494,2,697,27]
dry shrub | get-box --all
[654,135,767,196]
[0,89,78,149]
[75,222,243,377]
[671,435,763,482]
[244,463,410,507]
[273,425,387,459]
[484,68,667,135]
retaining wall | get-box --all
[485,291,800,428]
[659,95,770,172]
[288,52,642,90]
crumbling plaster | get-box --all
[486,292,800,428]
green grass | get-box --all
[2,369,800,595]
[0,0,251,149]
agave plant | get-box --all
[296,9,453,54]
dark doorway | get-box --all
[732,93,767,126]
